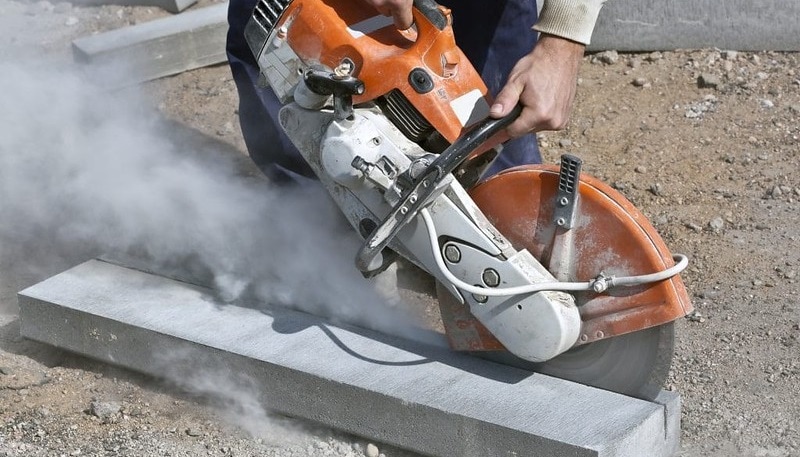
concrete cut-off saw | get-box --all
[244,0,693,400]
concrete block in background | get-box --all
[78,0,197,14]
[590,0,800,51]
[18,259,682,457]
[72,3,228,87]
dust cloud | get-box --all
[0,60,422,336]
[0,59,438,436]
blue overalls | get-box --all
[226,0,542,181]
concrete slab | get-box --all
[590,0,800,51]
[72,3,227,87]
[76,0,197,14]
[18,260,681,457]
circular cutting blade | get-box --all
[531,323,675,400]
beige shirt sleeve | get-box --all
[533,0,607,45]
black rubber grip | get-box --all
[413,0,446,30]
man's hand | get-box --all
[362,0,414,29]
[489,34,586,138]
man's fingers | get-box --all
[391,7,413,29]
[370,0,414,30]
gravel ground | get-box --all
[1,1,800,456]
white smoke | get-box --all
[0,60,423,336]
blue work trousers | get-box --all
[226,0,542,181]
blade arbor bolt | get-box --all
[443,244,461,263]
[482,268,501,287]
[472,291,488,304]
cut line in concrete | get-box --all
[18,260,681,457]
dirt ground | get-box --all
[1,0,799,456]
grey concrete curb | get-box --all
[78,0,197,14]
[18,260,681,457]
[72,3,228,87]
[590,0,800,51]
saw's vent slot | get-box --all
[558,158,580,194]
[252,0,292,35]
[378,90,434,143]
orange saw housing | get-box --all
[251,0,493,148]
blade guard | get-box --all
[439,165,694,351]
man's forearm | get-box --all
[533,0,607,45]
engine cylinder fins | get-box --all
[378,90,433,143]
[251,0,293,36]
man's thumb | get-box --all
[489,87,520,118]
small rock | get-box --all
[632,77,649,87]
[788,104,800,114]
[698,73,721,89]
[0,367,12,376]
[216,121,235,136]
[646,51,663,62]
[708,217,725,232]
[654,214,668,225]
[759,99,774,109]
[366,443,380,457]
[185,427,202,437]
[558,138,572,148]
[685,222,702,232]
[687,311,705,323]
[649,183,663,196]
[90,400,122,423]
[698,289,720,300]
[634,165,647,174]
[721,50,738,60]
[594,50,619,65]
